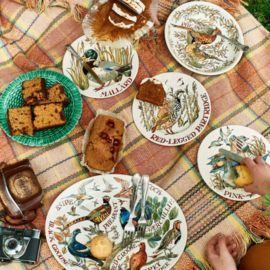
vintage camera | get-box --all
[0,227,41,264]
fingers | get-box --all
[231,250,238,258]
[254,156,265,164]
[243,183,256,193]
[218,235,230,253]
[207,233,221,256]
[241,157,255,168]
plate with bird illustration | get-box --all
[197,125,270,201]
[62,35,139,99]
[45,174,187,270]
[132,72,211,146]
[165,1,244,75]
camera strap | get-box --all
[0,210,37,226]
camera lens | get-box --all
[7,239,18,250]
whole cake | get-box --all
[22,77,47,105]
[38,83,70,107]
[7,106,34,136]
[84,114,125,172]
[33,103,66,131]
[136,78,166,106]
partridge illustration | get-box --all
[152,90,185,134]
[153,220,181,254]
[130,242,147,270]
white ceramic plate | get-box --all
[63,35,139,98]
[132,72,211,146]
[165,1,244,75]
[197,125,270,201]
[45,174,187,270]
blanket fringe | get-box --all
[247,211,270,239]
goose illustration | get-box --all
[208,137,223,148]
[81,49,132,84]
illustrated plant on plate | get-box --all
[82,225,120,240]
[68,258,99,270]
[53,215,72,255]
[248,136,266,157]
[67,41,89,90]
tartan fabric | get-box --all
[1,0,270,269]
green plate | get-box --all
[0,70,82,146]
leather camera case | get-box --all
[0,160,43,219]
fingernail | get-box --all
[219,234,223,238]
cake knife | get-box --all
[66,45,103,86]
[116,0,147,20]
[219,148,243,163]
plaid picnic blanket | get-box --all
[1,0,270,269]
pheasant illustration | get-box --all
[153,220,182,254]
[64,196,111,230]
[67,228,103,266]
[171,24,221,44]
[81,49,132,84]
[62,179,94,206]
[185,40,223,68]
[152,90,185,134]
[130,242,147,270]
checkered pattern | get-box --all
[1,0,270,269]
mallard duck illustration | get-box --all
[152,90,185,134]
[64,196,111,230]
[81,49,132,84]
[153,220,182,254]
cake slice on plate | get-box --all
[136,78,166,106]
[22,77,47,105]
[33,103,66,131]
[7,106,34,136]
[37,83,70,108]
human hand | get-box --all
[241,157,270,196]
[207,234,237,270]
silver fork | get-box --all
[203,26,249,52]
[122,173,141,248]
[137,175,149,239]
[231,136,250,152]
